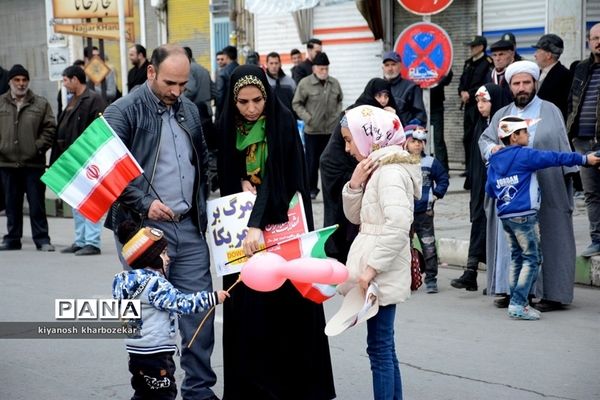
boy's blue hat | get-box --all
[404,124,427,141]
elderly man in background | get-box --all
[534,34,572,120]
[382,50,426,127]
[0,64,56,251]
[487,39,515,97]
[479,60,579,313]
[293,52,343,200]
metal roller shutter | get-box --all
[313,1,383,108]
[587,0,600,30]
[482,0,546,58]
[254,12,303,68]
[254,1,383,108]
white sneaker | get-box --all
[508,304,541,320]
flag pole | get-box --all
[187,276,243,348]
[224,224,340,265]
[139,173,180,226]
[224,242,279,265]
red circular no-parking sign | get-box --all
[398,0,454,15]
[393,22,453,89]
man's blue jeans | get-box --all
[501,214,541,307]
[73,209,102,248]
[367,304,403,400]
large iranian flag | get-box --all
[42,116,143,223]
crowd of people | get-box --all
[0,22,599,400]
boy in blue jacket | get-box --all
[405,125,450,293]
[486,116,600,320]
[113,220,229,399]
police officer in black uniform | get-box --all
[458,35,492,181]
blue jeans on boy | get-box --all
[501,214,541,307]
[367,304,403,400]
[73,209,102,248]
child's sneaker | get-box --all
[508,304,541,320]
[425,281,438,294]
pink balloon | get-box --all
[284,258,332,283]
[240,252,287,291]
[326,259,349,283]
[241,253,349,292]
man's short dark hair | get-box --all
[266,52,280,62]
[183,46,193,61]
[72,59,85,67]
[150,44,189,73]
[84,46,99,59]
[222,45,237,60]
[134,44,146,58]
[62,65,86,84]
[216,51,224,56]
[290,48,301,56]
[307,38,322,49]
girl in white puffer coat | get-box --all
[339,105,422,400]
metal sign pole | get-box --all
[423,15,433,156]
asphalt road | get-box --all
[1,182,599,399]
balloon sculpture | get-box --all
[240,252,348,292]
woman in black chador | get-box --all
[451,82,511,291]
[320,78,399,263]
[217,65,335,400]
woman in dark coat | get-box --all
[320,78,399,263]
[217,65,335,400]
[451,83,511,291]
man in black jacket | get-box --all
[215,45,239,120]
[566,23,600,258]
[534,34,571,121]
[52,65,106,256]
[430,70,453,171]
[127,44,150,92]
[0,65,8,94]
[292,38,322,84]
[458,35,492,177]
[103,44,218,400]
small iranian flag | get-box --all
[269,225,338,260]
[42,116,143,223]
[269,225,340,303]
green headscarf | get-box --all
[236,116,267,185]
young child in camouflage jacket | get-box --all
[113,220,228,400]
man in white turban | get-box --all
[479,60,578,312]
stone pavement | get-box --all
[0,177,599,399]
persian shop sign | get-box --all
[54,21,135,42]
[52,0,133,19]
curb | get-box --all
[437,237,600,287]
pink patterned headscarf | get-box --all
[345,105,405,157]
